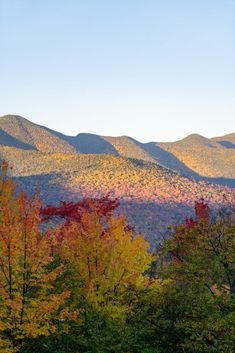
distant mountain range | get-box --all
[1,114,234,182]
[0,114,234,244]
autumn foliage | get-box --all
[0,163,154,352]
[40,193,153,318]
[40,195,119,225]
[0,161,234,353]
[0,162,69,352]
[60,209,152,314]
[185,198,210,228]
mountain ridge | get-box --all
[0,114,234,244]
[0,114,234,181]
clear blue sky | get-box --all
[0,0,234,142]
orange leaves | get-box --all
[0,162,154,349]
[2,147,235,244]
[0,163,69,352]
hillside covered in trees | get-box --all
[0,163,234,353]
[0,145,234,245]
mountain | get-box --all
[212,133,235,148]
[158,134,235,180]
[0,115,76,153]
[1,115,234,183]
[0,114,234,244]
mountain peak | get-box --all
[1,114,29,122]
[0,114,75,153]
[181,133,209,143]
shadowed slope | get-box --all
[212,133,235,149]
[0,115,76,153]
[102,136,155,161]
[139,142,199,178]
[0,129,35,150]
[68,133,118,154]
[42,127,118,154]
[158,134,235,179]
[1,114,234,184]
[212,132,235,144]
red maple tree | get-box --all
[40,194,119,225]
[185,198,210,229]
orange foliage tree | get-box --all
[0,162,69,353]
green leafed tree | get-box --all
[156,214,235,352]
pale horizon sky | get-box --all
[0,0,234,142]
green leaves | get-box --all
[157,218,235,352]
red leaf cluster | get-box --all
[40,194,119,225]
[195,198,210,222]
[185,198,210,229]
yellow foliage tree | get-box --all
[60,203,153,318]
[0,162,69,352]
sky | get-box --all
[0,0,234,142]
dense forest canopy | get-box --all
[0,162,234,353]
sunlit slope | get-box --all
[1,114,235,181]
[1,146,234,244]
[158,134,235,178]
[102,136,155,162]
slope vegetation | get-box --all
[1,115,234,183]
[158,134,235,179]
[1,146,234,244]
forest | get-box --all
[0,161,234,353]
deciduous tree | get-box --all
[0,162,69,352]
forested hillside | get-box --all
[158,134,235,179]
[0,145,233,244]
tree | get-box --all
[40,195,119,226]
[21,197,155,353]
[59,200,153,312]
[0,162,69,352]
[157,212,235,352]
[37,198,153,353]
